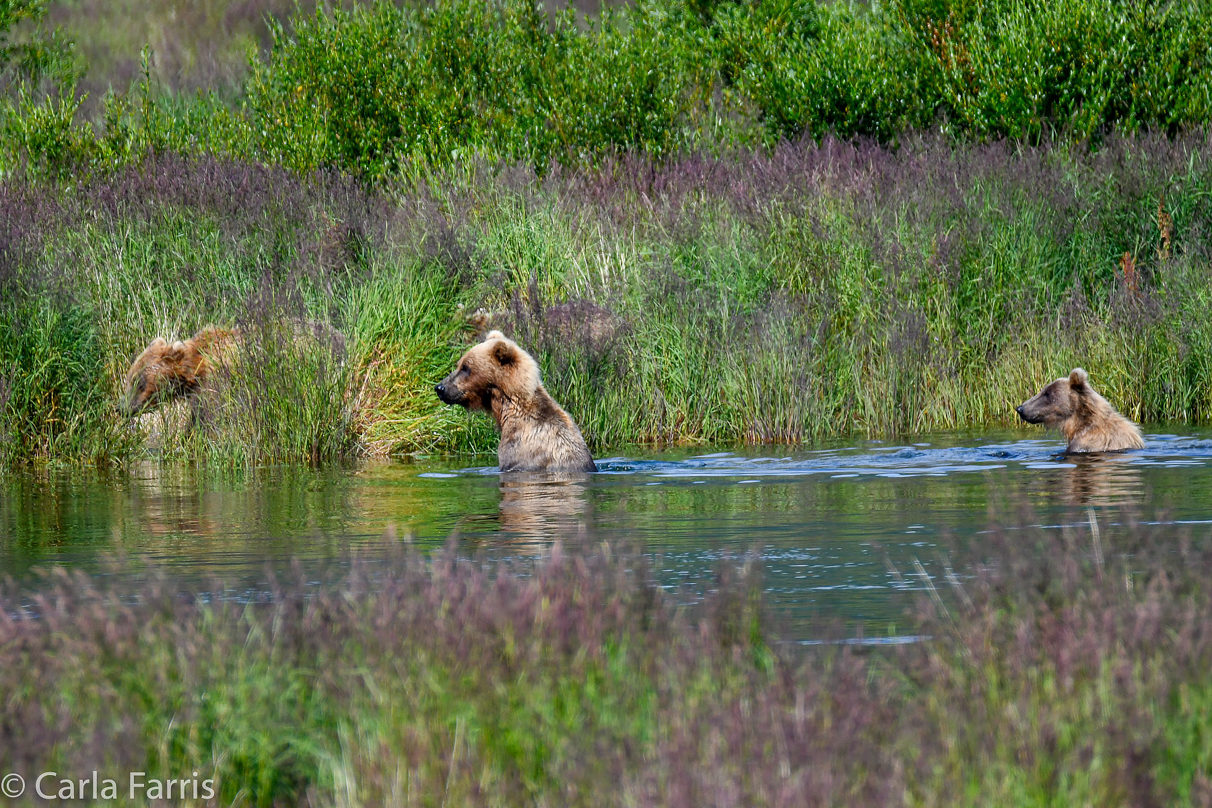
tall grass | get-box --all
[2,132,1212,466]
[4,512,1212,805]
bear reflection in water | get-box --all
[495,472,591,544]
[1059,454,1144,507]
[445,472,590,549]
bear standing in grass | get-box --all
[435,330,596,473]
[1016,368,1144,452]
[119,325,238,417]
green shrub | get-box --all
[714,0,935,142]
[6,0,1212,179]
[243,0,716,179]
[898,0,1212,141]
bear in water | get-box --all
[435,331,596,472]
[1016,368,1144,452]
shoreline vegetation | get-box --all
[3,135,1212,465]
[2,0,1212,466]
[4,513,1212,806]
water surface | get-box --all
[4,429,1212,639]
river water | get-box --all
[3,429,1211,639]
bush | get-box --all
[4,0,1212,179]
[904,0,1212,141]
[715,0,935,142]
[243,0,716,179]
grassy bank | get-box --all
[2,133,1212,465]
[3,0,1212,467]
[3,512,1212,805]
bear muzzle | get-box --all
[117,393,144,418]
[1015,403,1043,424]
[434,379,464,406]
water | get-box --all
[3,429,1212,639]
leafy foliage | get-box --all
[243,0,715,178]
[5,0,1212,178]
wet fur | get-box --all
[435,331,596,473]
[1017,368,1144,452]
[120,325,239,418]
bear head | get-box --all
[1015,368,1092,428]
[119,337,203,417]
[434,330,541,413]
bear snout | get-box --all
[434,381,462,406]
[117,395,141,418]
[1015,403,1043,424]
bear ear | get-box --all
[149,337,168,349]
[491,340,517,367]
[1069,368,1089,388]
[168,340,188,361]
[485,329,506,342]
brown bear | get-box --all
[1016,368,1145,452]
[118,325,239,417]
[435,330,596,473]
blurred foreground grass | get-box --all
[3,511,1212,805]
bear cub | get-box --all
[1016,368,1144,452]
[119,325,238,417]
[435,330,596,473]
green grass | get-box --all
[5,515,1212,805]
[2,131,1212,466]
